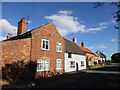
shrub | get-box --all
[94,61,98,65]
[106,60,111,65]
[2,61,37,83]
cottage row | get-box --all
[0,18,106,80]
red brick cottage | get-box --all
[0,17,64,82]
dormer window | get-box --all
[41,39,49,50]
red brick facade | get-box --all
[1,21,64,81]
[31,23,65,78]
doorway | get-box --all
[76,63,79,71]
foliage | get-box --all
[106,60,112,65]
[94,61,98,65]
[111,53,120,63]
[86,57,89,68]
[2,61,37,83]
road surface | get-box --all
[34,64,120,88]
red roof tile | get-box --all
[79,46,96,55]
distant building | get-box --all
[79,42,99,66]
[96,51,106,65]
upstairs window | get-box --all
[68,52,72,58]
[41,39,49,50]
[56,42,62,52]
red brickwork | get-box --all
[0,38,31,67]
[31,23,64,78]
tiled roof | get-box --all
[79,46,96,56]
[63,38,85,55]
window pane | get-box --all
[46,41,49,49]
[42,40,45,49]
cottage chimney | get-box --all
[81,42,84,47]
[73,37,76,43]
[7,33,12,39]
[17,17,28,35]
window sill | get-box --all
[56,68,62,70]
[41,48,50,51]
[37,70,50,72]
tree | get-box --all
[111,53,120,63]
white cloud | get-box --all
[59,10,73,15]
[111,39,117,42]
[87,46,95,50]
[111,38,120,42]
[99,22,109,26]
[111,20,116,23]
[0,19,17,35]
[109,49,114,51]
[45,10,108,36]
[87,44,107,50]
[0,36,6,41]
[97,44,107,49]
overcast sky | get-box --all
[1,2,119,59]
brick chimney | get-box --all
[7,33,12,39]
[81,42,84,47]
[17,17,28,35]
[73,37,76,43]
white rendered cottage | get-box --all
[63,38,86,72]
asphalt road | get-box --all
[34,64,120,88]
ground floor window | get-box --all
[56,59,62,69]
[37,59,50,72]
[70,61,75,68]
[81,61,84,67]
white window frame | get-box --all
[56,42,62,52]
[56,59,62,70]
[81,61,84,67]
[41,39,50,51]
[37,59,50,72]
[70,61,75,68]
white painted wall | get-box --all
[64,53,86,72]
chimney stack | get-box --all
[73,37,76,43]
[17,17,28,35]
[7,33,12,39]
[81,42,84,47]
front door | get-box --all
[76,63,79,71]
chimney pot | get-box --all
[73,37,76,43]
[81,42,84,47]
[7,33,12,39]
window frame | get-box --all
[81,61,84,67]
[56,59,62,70]
[68,52,72,58]
[37,59,50,72]
[70,61,75,68]
[56,42,62,52]
[41,39,50,51]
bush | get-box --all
[106,60,111,65]
[94,61,98,65]
[2,61,37,83]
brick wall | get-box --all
[0,38,31,66]
[86,53,98,66]
[0,38,32,82]
[31,23,65,78]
